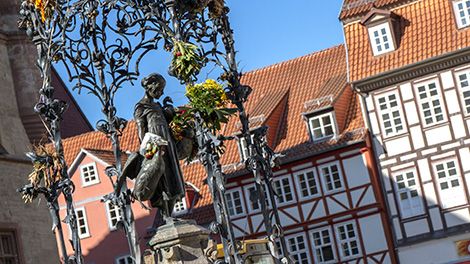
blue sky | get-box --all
[57,1,345,127]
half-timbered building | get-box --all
[216,45,397,264]
[58,45,397,263]
[340,0,470,263]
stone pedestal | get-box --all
[147,219,211,264]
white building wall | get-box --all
[365,64,470,262]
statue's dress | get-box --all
[134,99,185,208]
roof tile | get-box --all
[344,0,470,82]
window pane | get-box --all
[324,126,334,136]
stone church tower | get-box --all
[0,0,92,263]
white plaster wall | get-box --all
[403,218,429,237]
[441,71,455,89]
[283,207,301,223]
[400,83,414,101]
[382,255,392,264]
[459,148,470,172]
[429,207,443,231]
[279,210,297,226]
[381,168,393,192]
[326,193,349,215]
[393,218,403,240]
[439,184,466,209]
[451,114,467,139]
[351,187,366,208]
[404,101,420,126]
[466,119,470,134]
[343,154,371,188]
[301,201,314,220]
[359,187,375,207]
[358,214,388,255]
[369,113,381,135]
[398,233,470,264]
[384,136,412,156]
[417,159,432,182]
[365,94,375,111]
[422,182,438,207]
[445,90,461,114]
[311,200,326,220]
[251,214,263,232]
[445,209,470,228]
[232,218,249,238]
[425,125,452,146]
[387,193,398,216]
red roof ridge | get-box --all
[242,45,345,78]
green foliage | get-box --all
[185,79,237,132]
[170,40,204,83]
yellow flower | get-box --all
[32,0,52,22]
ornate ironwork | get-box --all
[18,0,293,263]
[17,0,83,263]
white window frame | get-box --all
[106,201,123,231]
[273,175,296,205]
[414,80,446,127]
[238,134,254,162]
[244,184,270,213]
[319,162,344,194]
[75,207,90,239]
[335,221,361,260]
[455,69,470,115]
[453,0,470,29]
[311,227,337,264]
[286,233,310,264]
[294,168,321,200]
[172,197,187,216]
[375,91,406,137]
[225,188,245,217]
[80,162,100,187]
[393,169,424,218]
[308,112,337,141]
[433,159,464,209]
[115,255,134,264]
[368,22,395,56]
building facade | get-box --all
[341,0,470,263]
[219,46,396,264]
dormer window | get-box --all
[80,163,99,187]
[453,0,470,29]
[361,9,398,56]
[308,112,337,141]
[368,23,395,56]
[172,197,187,216]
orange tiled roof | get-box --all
[343,0,470,82]
[340,0,409,20]
[84,148,129,166]
[59,45,364,224]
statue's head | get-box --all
[142,73,166,99]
